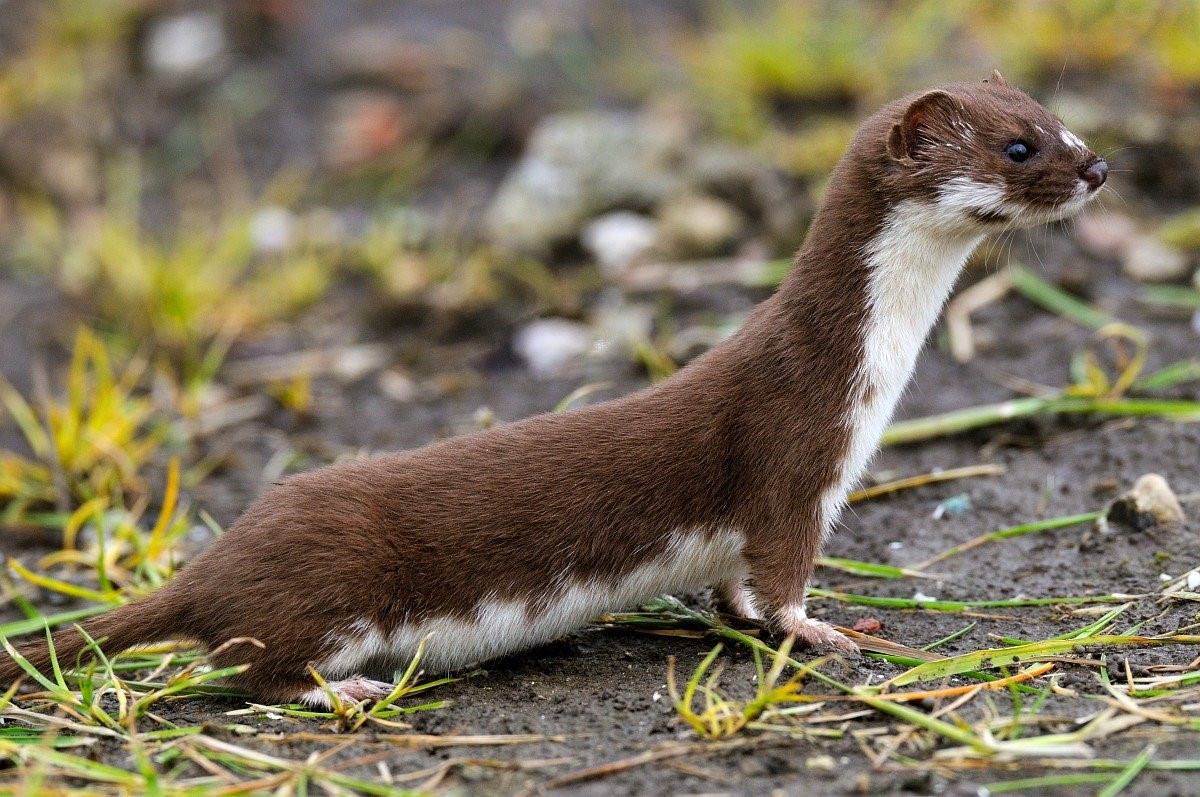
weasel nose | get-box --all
[1082,159,1108,189]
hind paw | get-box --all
[299,676,394,708]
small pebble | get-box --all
[656,193,745,258]
[249,207,296,254]
[582,212,658,276]
[1121,234,1190,282]
[931,493,971,519]
[1109,473,1186,529]
[513,318,592,377]
[144,12,227,85]
[852,617,882,633]
[378,369,417,402]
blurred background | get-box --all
[4,6,1200,790]
[1,0,1199,524]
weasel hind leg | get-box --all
[717,576,763,621]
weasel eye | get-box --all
[1004,140,1033,163]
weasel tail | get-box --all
[0,587,186,683]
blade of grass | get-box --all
[0,605,110,638]
[8,558,122,604]
[983,773,1116,793]
[883,396,1200,446]
[1000,603,1132,646]
[806,588,1134,613]
[847,463,1005,503]
[1139,284,1200,309]
[921,622,977,651]
[914,511,1103,570]
[0,739,143,785]
[867,663,1054,703]
[889,636,1200,687]
[1135,359,1200,391]
[816,557,930,579]
[1009,264,1116,330]
[1098,744,1155,797]
[143,457,180,563]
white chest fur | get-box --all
[820,201,983,532]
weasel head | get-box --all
[881,71,1106,232]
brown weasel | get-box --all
[1,72,1108,707]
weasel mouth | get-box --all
[969,209,1010,224]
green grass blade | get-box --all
[920,622,976,651]
[1139,284,1200,309]
[1135,359,1200,391]
[1098,745,1155,797]
[1009,264,1116,329]
[884,396,1200,446]
[889,636,1200,687]
[816,557,926,579]
[916,511,1102,569]
[806,587,1132,613]
[983,773,1115,793]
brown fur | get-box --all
[1,75,1104,701]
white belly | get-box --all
[317,528,746,676]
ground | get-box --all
[2,2,1200,795]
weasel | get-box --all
[1,73,1108,707]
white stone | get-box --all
[582,212,658,275]
[513,319,592,377]
[1125,473,1186,526]
[249,207,296,254]
[145,12,226,84]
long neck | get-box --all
[757,166,983,510]
[857,202,983,407]
[777,164,982,411]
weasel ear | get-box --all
[987,69,1009,87]
[886,90,960,163]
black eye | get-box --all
[1004,140,1033,163]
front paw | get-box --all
[777,606,858,655]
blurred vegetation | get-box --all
[0,0,1196,377]
[0,329,164,523]
[684,0,1200,172]
[0,0,138,123]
